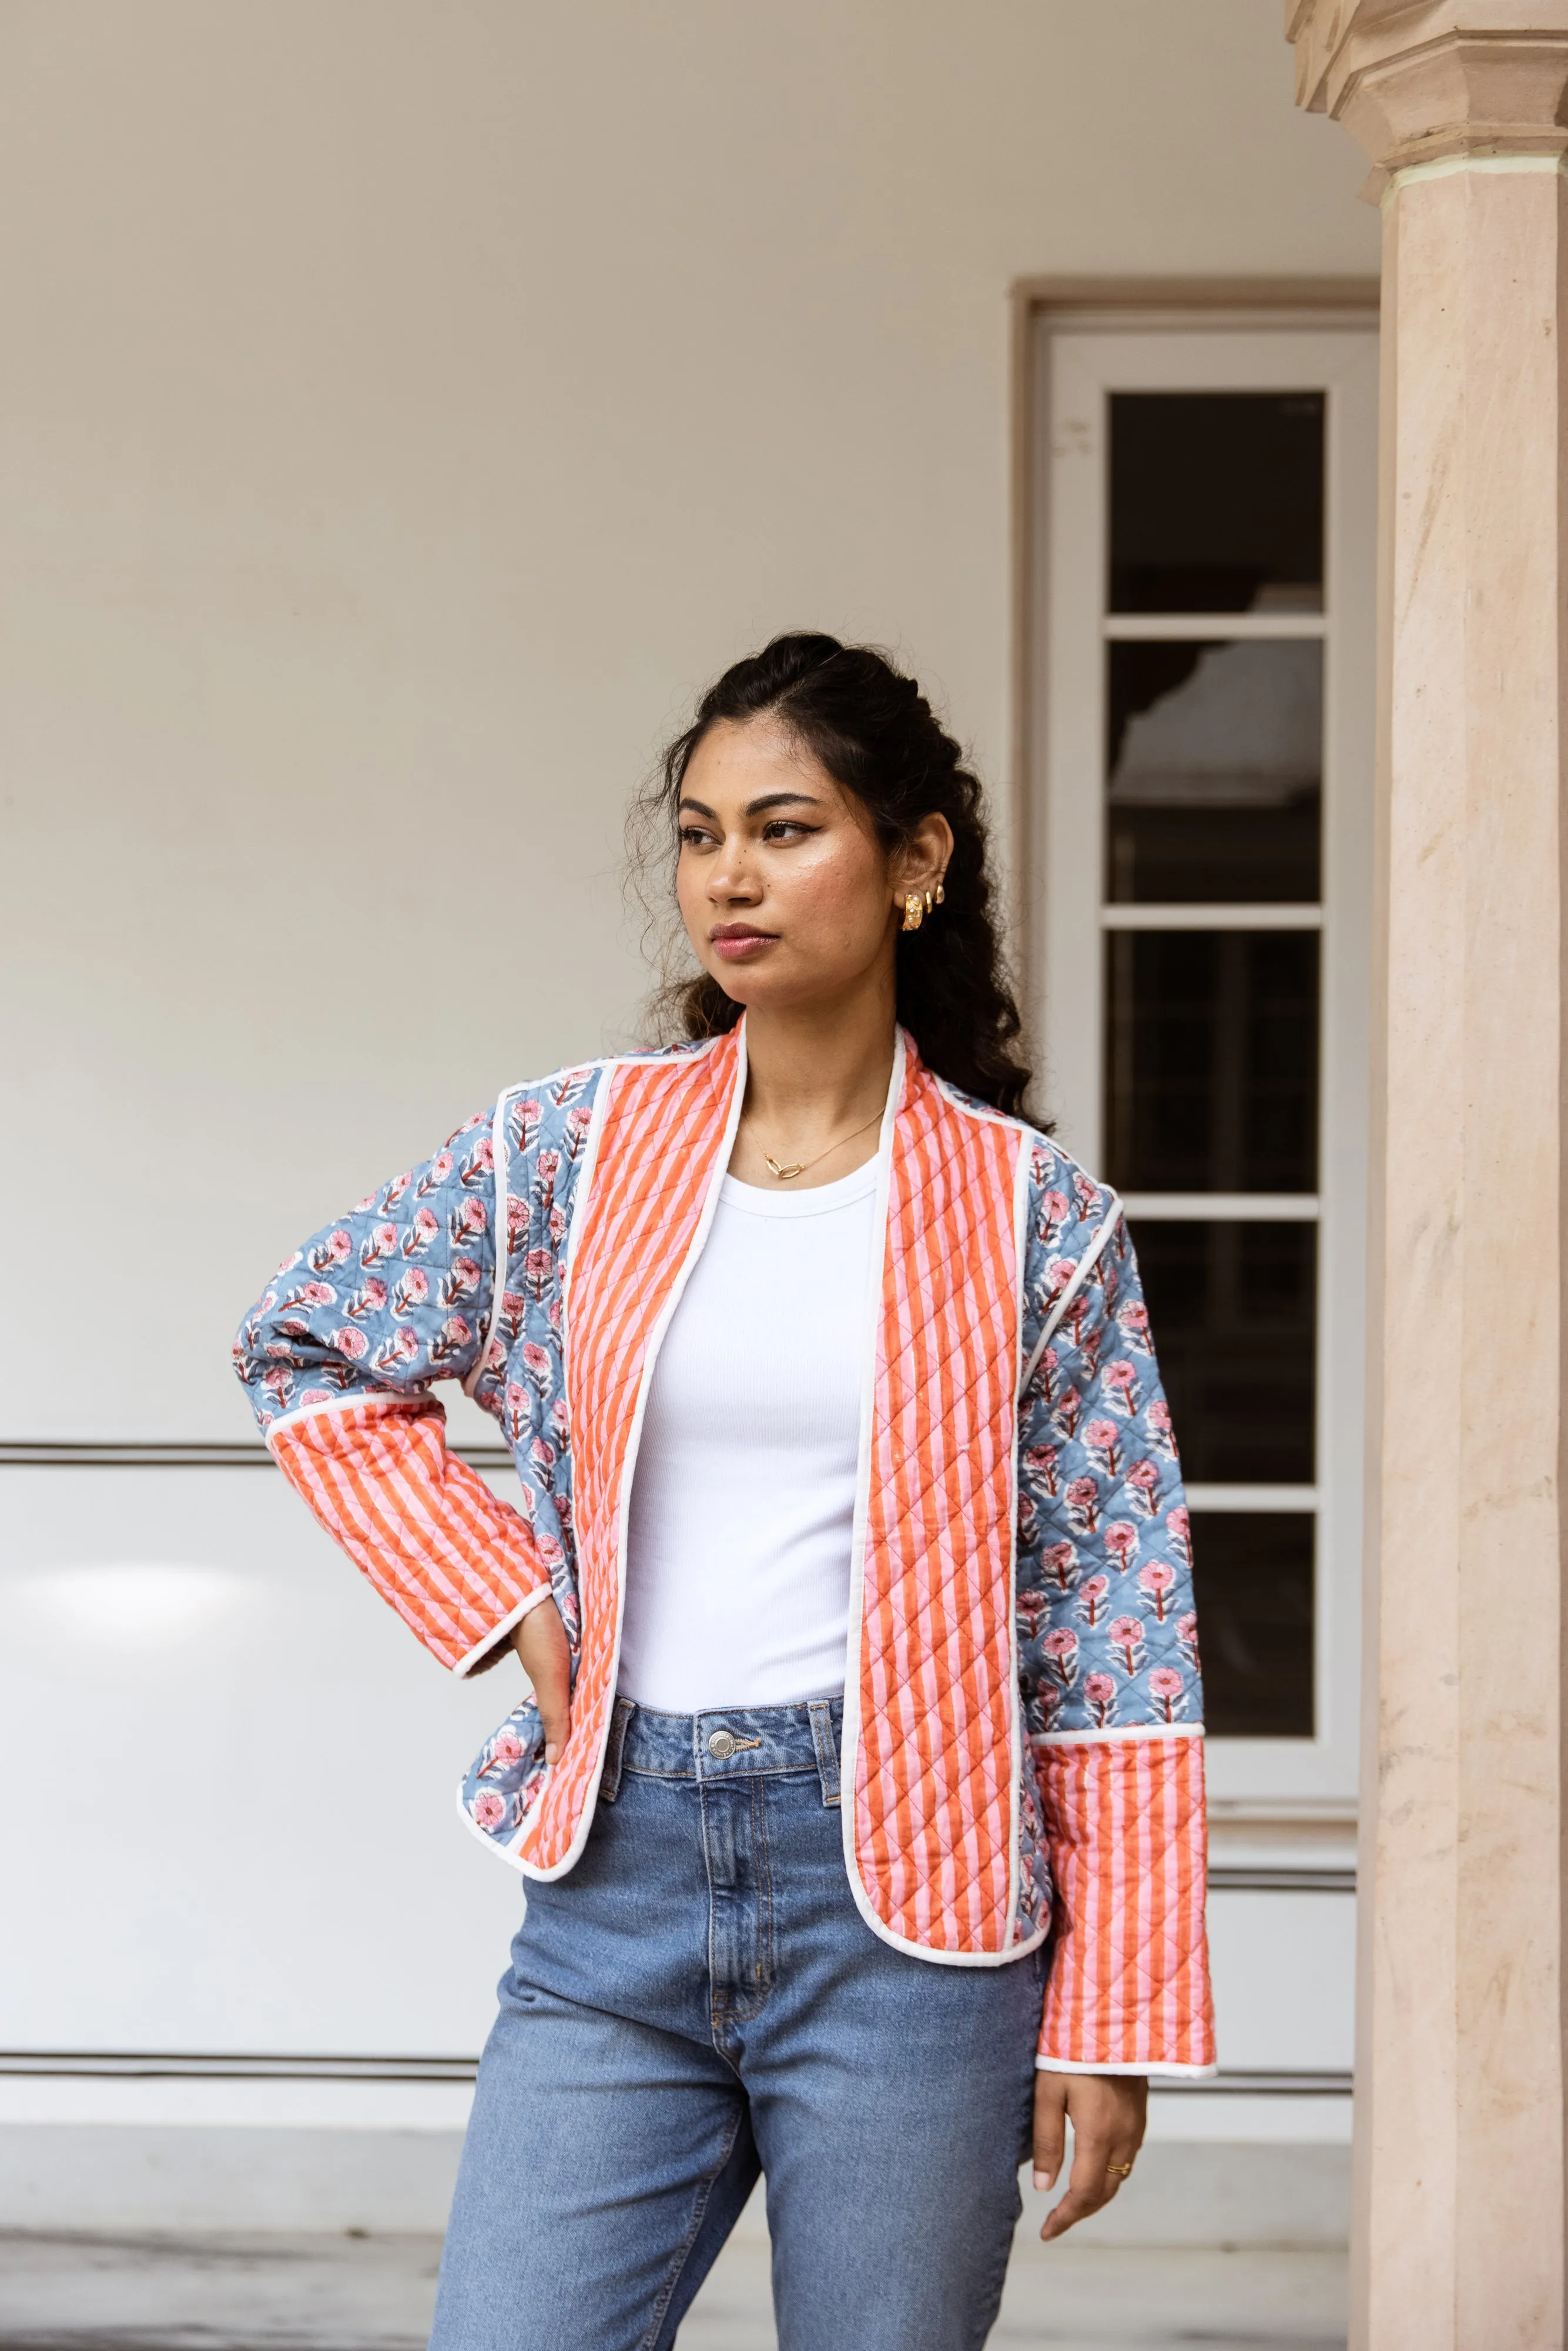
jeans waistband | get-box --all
[600,1696,843,1809]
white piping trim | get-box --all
[1017,1195,1125,1402]
[1388,150,1567,198]
[1003,1127,1031,1946]
[834,1044,1047,1970]
[264,1391,417,1445]
[515,1027,748,1884]
[1037,1723,1204,1746]
[450,1583,557,1680]
[1036,2058,1219,2079]
[454,1776,531,1874]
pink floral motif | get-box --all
[1077,1574,1110,1629]
[504,1381,529,1444]
[347,1276,388,1318]
[309,1228,353,1272]
[1147,1398,1177,1459]
[1137,1559,1177,1621]
[391,1268,429,1317]
[440,1255,483,1305]
[429,1314,472,1363]
[1103,1520,1138,1575]
[1041,1539,1078,1594]
[1083,1671,1117,1728]
[1101,1358,1138,1416]
[530,1437,557,1490]
[1147,1665,1186,1723]
[1125,1458,1160,1515]
[329,1324,368,1360]
[1041,1626,1079,1687]
[383,1171,413,1207]
[360,1221,398,1268]
[471,1790,507,1830]
[1016,1588,1049,1638]
[1118,1300,1151,1347]
[1177,1611,1200,1667]
[1165,1504,1192,1566]
[521,1341,552,1398]
[401,1207,440,1258]
[1023,1443,1060,1496]
[460,1134,495,1183]
[565,1105,595,1157]
[414,1151,454,1198]
[1065,1475,1100,1534]
[524,1247,554,1301]
[479,1730,525,1776]
[1108,1614,1146,1676]
[505,1193,530,1249]
[1084,1417,1121,1477]
[1051,1387,1083,1442]
[1037,1190,1070,1241]
[449,1196,488,1243]
[509,1096,541,1153]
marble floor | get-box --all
[0,2222,1346,2351]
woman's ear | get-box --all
[890,812,954,902]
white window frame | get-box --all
[1024,310,1378,1810]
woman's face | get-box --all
[675,717,934,1014]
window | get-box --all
[1026,312,1377,1810]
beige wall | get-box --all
[0,0,1378,1439]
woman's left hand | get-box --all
[1031,2070,1147,2242]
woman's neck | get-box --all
[729,983,898,1185]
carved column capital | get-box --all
[1285,1,1568,193]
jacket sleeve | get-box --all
[232,1105,555,1676]
[1017,1170,1216,2076]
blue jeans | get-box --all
[429,1697,1044,2351]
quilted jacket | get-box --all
[234,1023,1215,2075]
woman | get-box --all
[234,634,1213,2350]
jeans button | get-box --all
[708,1729,736,1759]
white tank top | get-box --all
[617,1157,876,1712]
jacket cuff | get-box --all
[451,1583,558,1678]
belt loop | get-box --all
[599,1696,635,1804]
[808,1700,840,1809]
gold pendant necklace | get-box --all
[762,1110,882,1183]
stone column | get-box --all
[1284,8,1568,2347]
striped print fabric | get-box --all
[518,1039,738,1871]
[855,1060,1023,1951]
[1035,1732,1215,2069]
[269,1397,548,1672]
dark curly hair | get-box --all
[632,632,1039,1122]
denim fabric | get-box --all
[429,1699,1046,2351]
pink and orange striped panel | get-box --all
[855,1061,1024,1951]
[270,1397,548,1672]
[518,1039,738,1871]
[1036,1732,1215,2069]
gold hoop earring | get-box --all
[902,892,924,932]
[923,889,934,917]
[934,880,945,906]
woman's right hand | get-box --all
[510,1598,573,1763]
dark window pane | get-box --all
[1109,391,1324,614]
[1107,641,1321,903]
[1105,930,1318,1193]
[1133,1220,1315,1483]
[1189,1512,1314,1737]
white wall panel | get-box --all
[0,1468,524,2053]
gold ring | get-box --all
[1105,2161,1134,2178]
